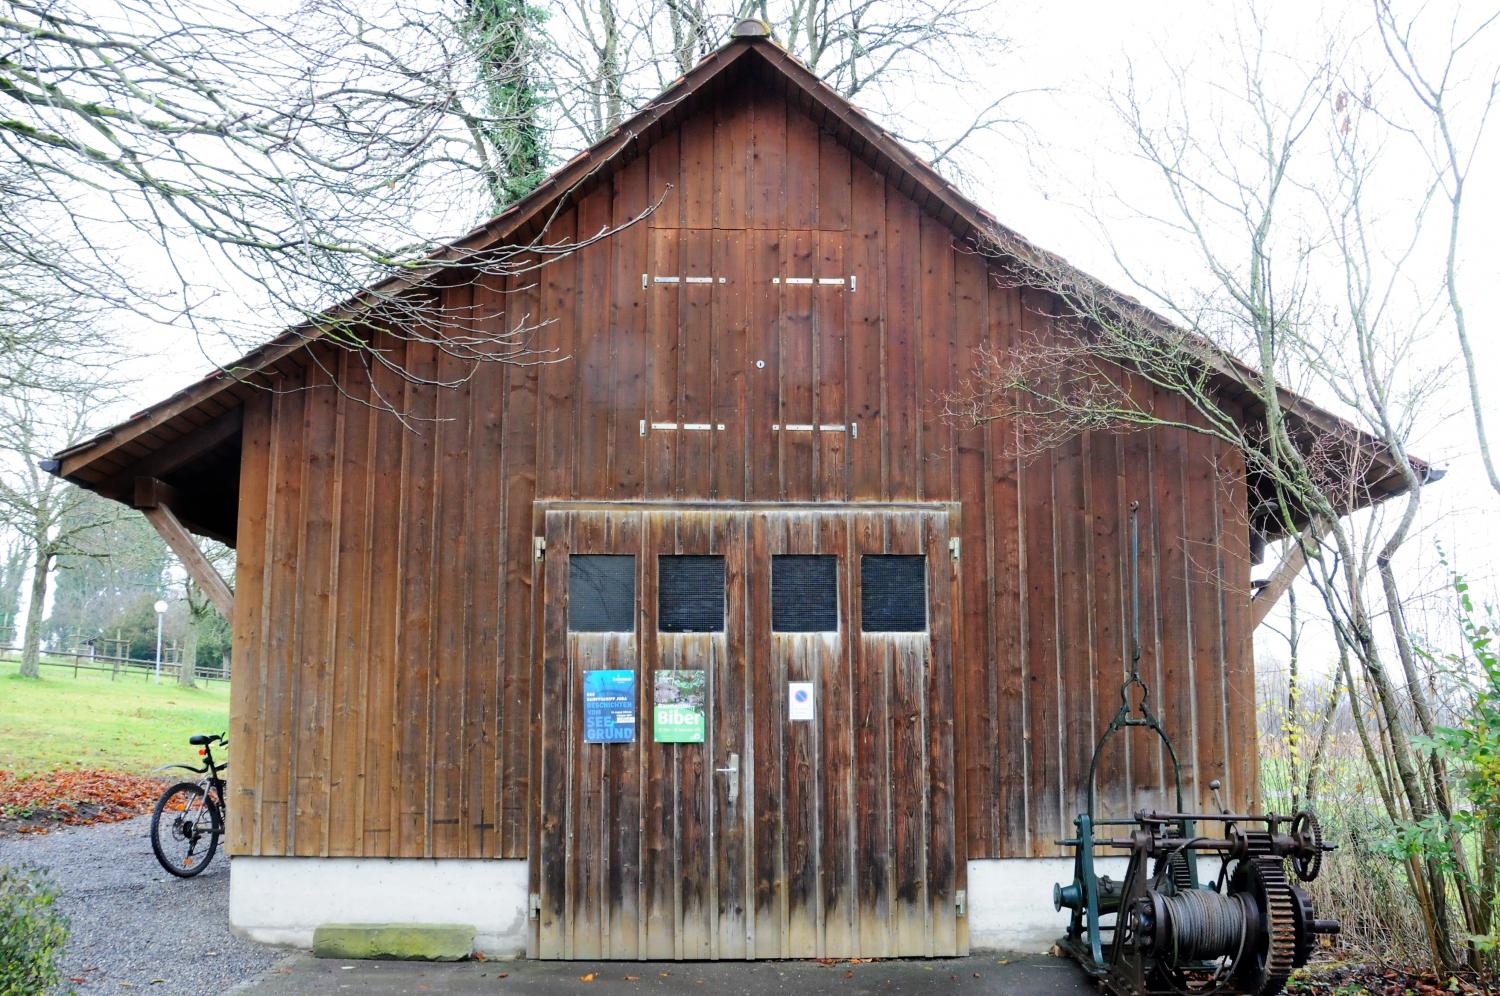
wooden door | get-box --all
[533,504,965,959]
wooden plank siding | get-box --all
[227,86,1257,865]
[536,505,960,959]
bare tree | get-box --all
[42,506,169,654]
[664,0,711,74]
[545,0,633,138]
[0,167,114,392]
[1371,1,1500,498]
[462,0,550,209]
[0,374,124,678]
[1,0,644,398]
[5,0,1025,405]
[1257,588,1346,816]
[0,536,25,646]
[540,0,1028,175]
[177,542,234,688]
[943,9,1489,972]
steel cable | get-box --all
[1163,889,1246,963]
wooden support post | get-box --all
[1250,523,1326,630]
[135,477,235,620]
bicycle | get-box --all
[150,733,228,877]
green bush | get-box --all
[1399,569,1500,965]
[0,864,69,996]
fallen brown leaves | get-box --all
[1289,963,1493,995]
[0,769,165,835]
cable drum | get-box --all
[1157,889,1248,964]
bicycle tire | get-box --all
[150,781,221,878]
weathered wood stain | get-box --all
[536,505,962,959]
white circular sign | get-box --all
[154,600,169,614]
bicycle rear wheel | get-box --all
[150,782,221,878]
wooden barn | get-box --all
[49,22,1409,959]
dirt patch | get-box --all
[0,769,165,836]
[1289,961,1493,995]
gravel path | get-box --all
[0,815,284,994]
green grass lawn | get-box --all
[0,658,230,775]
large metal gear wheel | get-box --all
[1290,811,1324,883]
[1228,857,1299,996]
[1290,884,1318,969]
[1239,829,1276,858]
[1153,849,1195,894]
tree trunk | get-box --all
[1480,820,1497,967]
[178,625,198,688]
[1302,669,1342,809]
[1284,589,1301,810]
[598,0,622,132]
[19,544,50,679]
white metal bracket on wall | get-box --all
[771,275,856,292]
[770,422,859,438]
[642,274,728,288]
[644,274,858,290]
[639,420,727,436]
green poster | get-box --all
[654,669,706,743]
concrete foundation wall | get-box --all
[228,857,529,956]
[229,855,1123,957]
[966,858,1128,953]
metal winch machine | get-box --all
[1052,504,1340,996]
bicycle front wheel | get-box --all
[150,782,221,878]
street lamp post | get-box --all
[153,599,168,683]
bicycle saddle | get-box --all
[189,734,218,746]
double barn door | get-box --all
[533,503,965,960]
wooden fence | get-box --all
[0,647,230,684]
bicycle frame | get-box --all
[155,742,228,831]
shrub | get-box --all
[1390,568,1500,972]
[0,864,69,996]
[1307,798,1431,965]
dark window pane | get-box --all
[569,555,635,632]
[659,556,725,632]
[773,555,838,632]
[861,555,927,632]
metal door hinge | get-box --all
[949,537,960,562]
[529,892,541,919]
[955,889,967,917]
[534,536,546,561]
[771,275,856,290]
[644,273,727,287]
[644,421,726,434]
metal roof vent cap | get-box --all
[732,18,770,38]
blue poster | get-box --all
[583,669,637,743]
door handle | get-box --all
[715,752,740,807]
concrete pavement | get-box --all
[238,952,1097,995]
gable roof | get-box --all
[47,20,1433,546]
